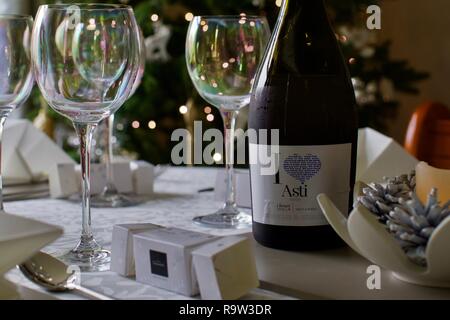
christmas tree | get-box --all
[27,0,428,164]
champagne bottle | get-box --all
[249,0,358,250]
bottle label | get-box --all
[249,143,352,226]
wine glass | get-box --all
[186,16,270,229]
[91,27,146,208]
[0,14,34,211]
[31,4,141,271]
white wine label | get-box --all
[249,143,352,226]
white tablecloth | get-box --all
[5,167,292,300]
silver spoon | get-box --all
[19,252,113,300]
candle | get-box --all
[416,162,450,203]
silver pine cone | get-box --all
[387,189,450,266]
[358,172,450,266]
[359,171,416,222]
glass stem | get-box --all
[74,122,96,240]
[220,110,238,211]
[0,117,6,211]
[103,114,117,193]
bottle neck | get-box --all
[283,0,329,25]
[275,0,342,75]
[284,0,326,9]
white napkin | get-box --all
[0,212,62,299]
[3,119,75,186]
[356,128,418,183]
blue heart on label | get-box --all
[283,154,322,183]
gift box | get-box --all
[192,235,259,300]
[111,223,162,277]
[75,162,134,195]
[49,160,155,198]
[130,161,154,195]
[133,228,217,296]
[214,169,251,208]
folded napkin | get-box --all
[356,128,419,183]
[3,119,75,186]
[0,212,62,299]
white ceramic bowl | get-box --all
[317,182,450,288]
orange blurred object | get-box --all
[404,102,450,169]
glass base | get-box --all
[90,192,141,208]
[58,236,110,272]
[66,192,142,208]
[193,206,252,229]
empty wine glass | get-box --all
[0,14,34,211]
[31,4,141,271]
[91,27,146,208]
[186,16,270,229]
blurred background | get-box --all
[2,0,447,166]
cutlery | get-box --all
[19,252,113,300]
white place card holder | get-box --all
[111,223,162,277]
[111,162,134,194]
[49,161,155,198]
[133,228,217,296]
[130,161,154,195]
[75,162,134,195]
[75,163,107,195]
[215,169,251,208]
[49,163,101,198]
[192,236,259,300]
[236,171,252,208]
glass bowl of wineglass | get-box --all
[186,16,270,229]
[91,27,146,208]
[0,14,34,211]
[31,4,142,271]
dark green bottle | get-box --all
[249,0,358,250]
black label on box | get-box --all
[149,250,168,277]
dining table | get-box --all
[5,166,450,300]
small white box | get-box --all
[215,169,251,208]
[236,171,251,208]
[75,162,134,195]
[112,162,134,193]
[111,223,162,277]
[133,228,217,296]
[75,163,106,195]
[192,236,259,300]
[130,161,154,195]
[49,163,78,199]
